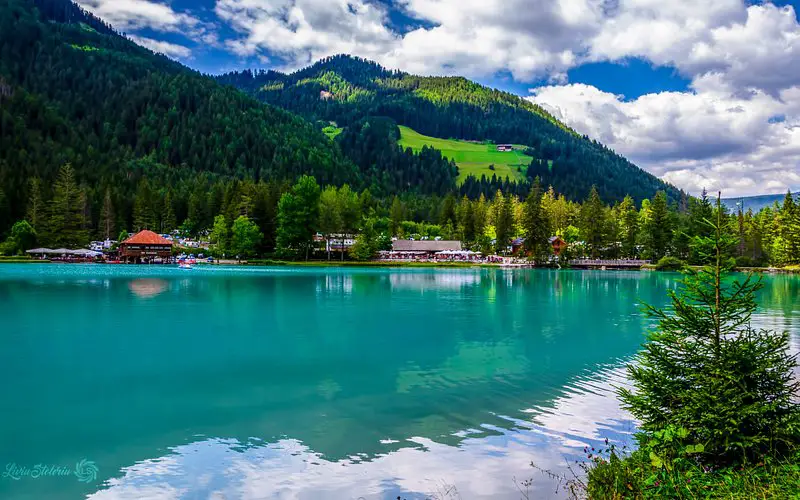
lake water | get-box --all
[0,265,797,499]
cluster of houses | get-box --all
[314,232,570,263]
[27,230,210,264]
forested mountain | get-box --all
[0,0,364,237]
[218,55,683,205]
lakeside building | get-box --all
[549,236,568,256]
[385,240,463,260]
[119,230,173,264]
[314,233,358,252]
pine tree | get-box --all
[458,196,476,242]
[619,195,639,258]
[780,191,800,264]
[687,188,714,264]
[580,185,606,259]
[389,196,405,237]
[621,193,800,465]
[494,191,515,254]
[522,177,550,261]
[644,191,671,261]
[133,178,154,231]
[46,164,88,248]
[25,177,43,233]
[99,187,115,240]
[162,190,177,234]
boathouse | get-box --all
[119,230,173,263]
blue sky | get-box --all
[77,0,800,196]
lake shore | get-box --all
[3,258,800,274]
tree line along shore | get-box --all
[2,164,800,271]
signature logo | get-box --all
[74,459,98,483]
[3,459,98,483]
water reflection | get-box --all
[128,279,169,298]
[0,266,795,499]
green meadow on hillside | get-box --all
[397,126,532,183]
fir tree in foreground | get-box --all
[585,194,800,498]
[621,193,800,464]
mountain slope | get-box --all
[0,0,357,233]
[218,55,683,204]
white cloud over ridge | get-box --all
[75,0,800,196]
[128,35,192,59]
[528,83,800,197]
[77,0,201,34]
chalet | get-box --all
[549,236,568,256]
[119,230,173,263]
[496,144,513,152]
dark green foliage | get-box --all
[687,189,715,264]
[620,196,800,466]
[0,0,354,236]
[1,220,37,255]
[220,55,683,205]
[494,192,515,254]
[654,256,686,271]
[580,185,607,259]
[522,177,550,261]
[231,216,262,259]
[45,164,88,248]
[642,191,672,260]
[276,175,321,259]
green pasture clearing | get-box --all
[397,125,532,183]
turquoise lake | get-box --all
[0,265,797,499]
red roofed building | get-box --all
[119,230,173,263]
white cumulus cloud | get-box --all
[128,35,192,59]
[528,83,800,197]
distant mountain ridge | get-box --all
[218,55,684,204]
[722,192,798,213]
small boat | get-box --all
[179,263,193,270]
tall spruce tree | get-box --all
[25,177,44,233]
[494,191,515,254]
[162,190,177,233]
[133,178,155,231]
[522,177,551,261]
[99,187,115,240]
[621,193,800,465]
[618,195,639,258]
[46,164,88,248]
[580,185,606,259]
[644,190,671,261]
[687,188,714,264]
[780,191,800,264]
